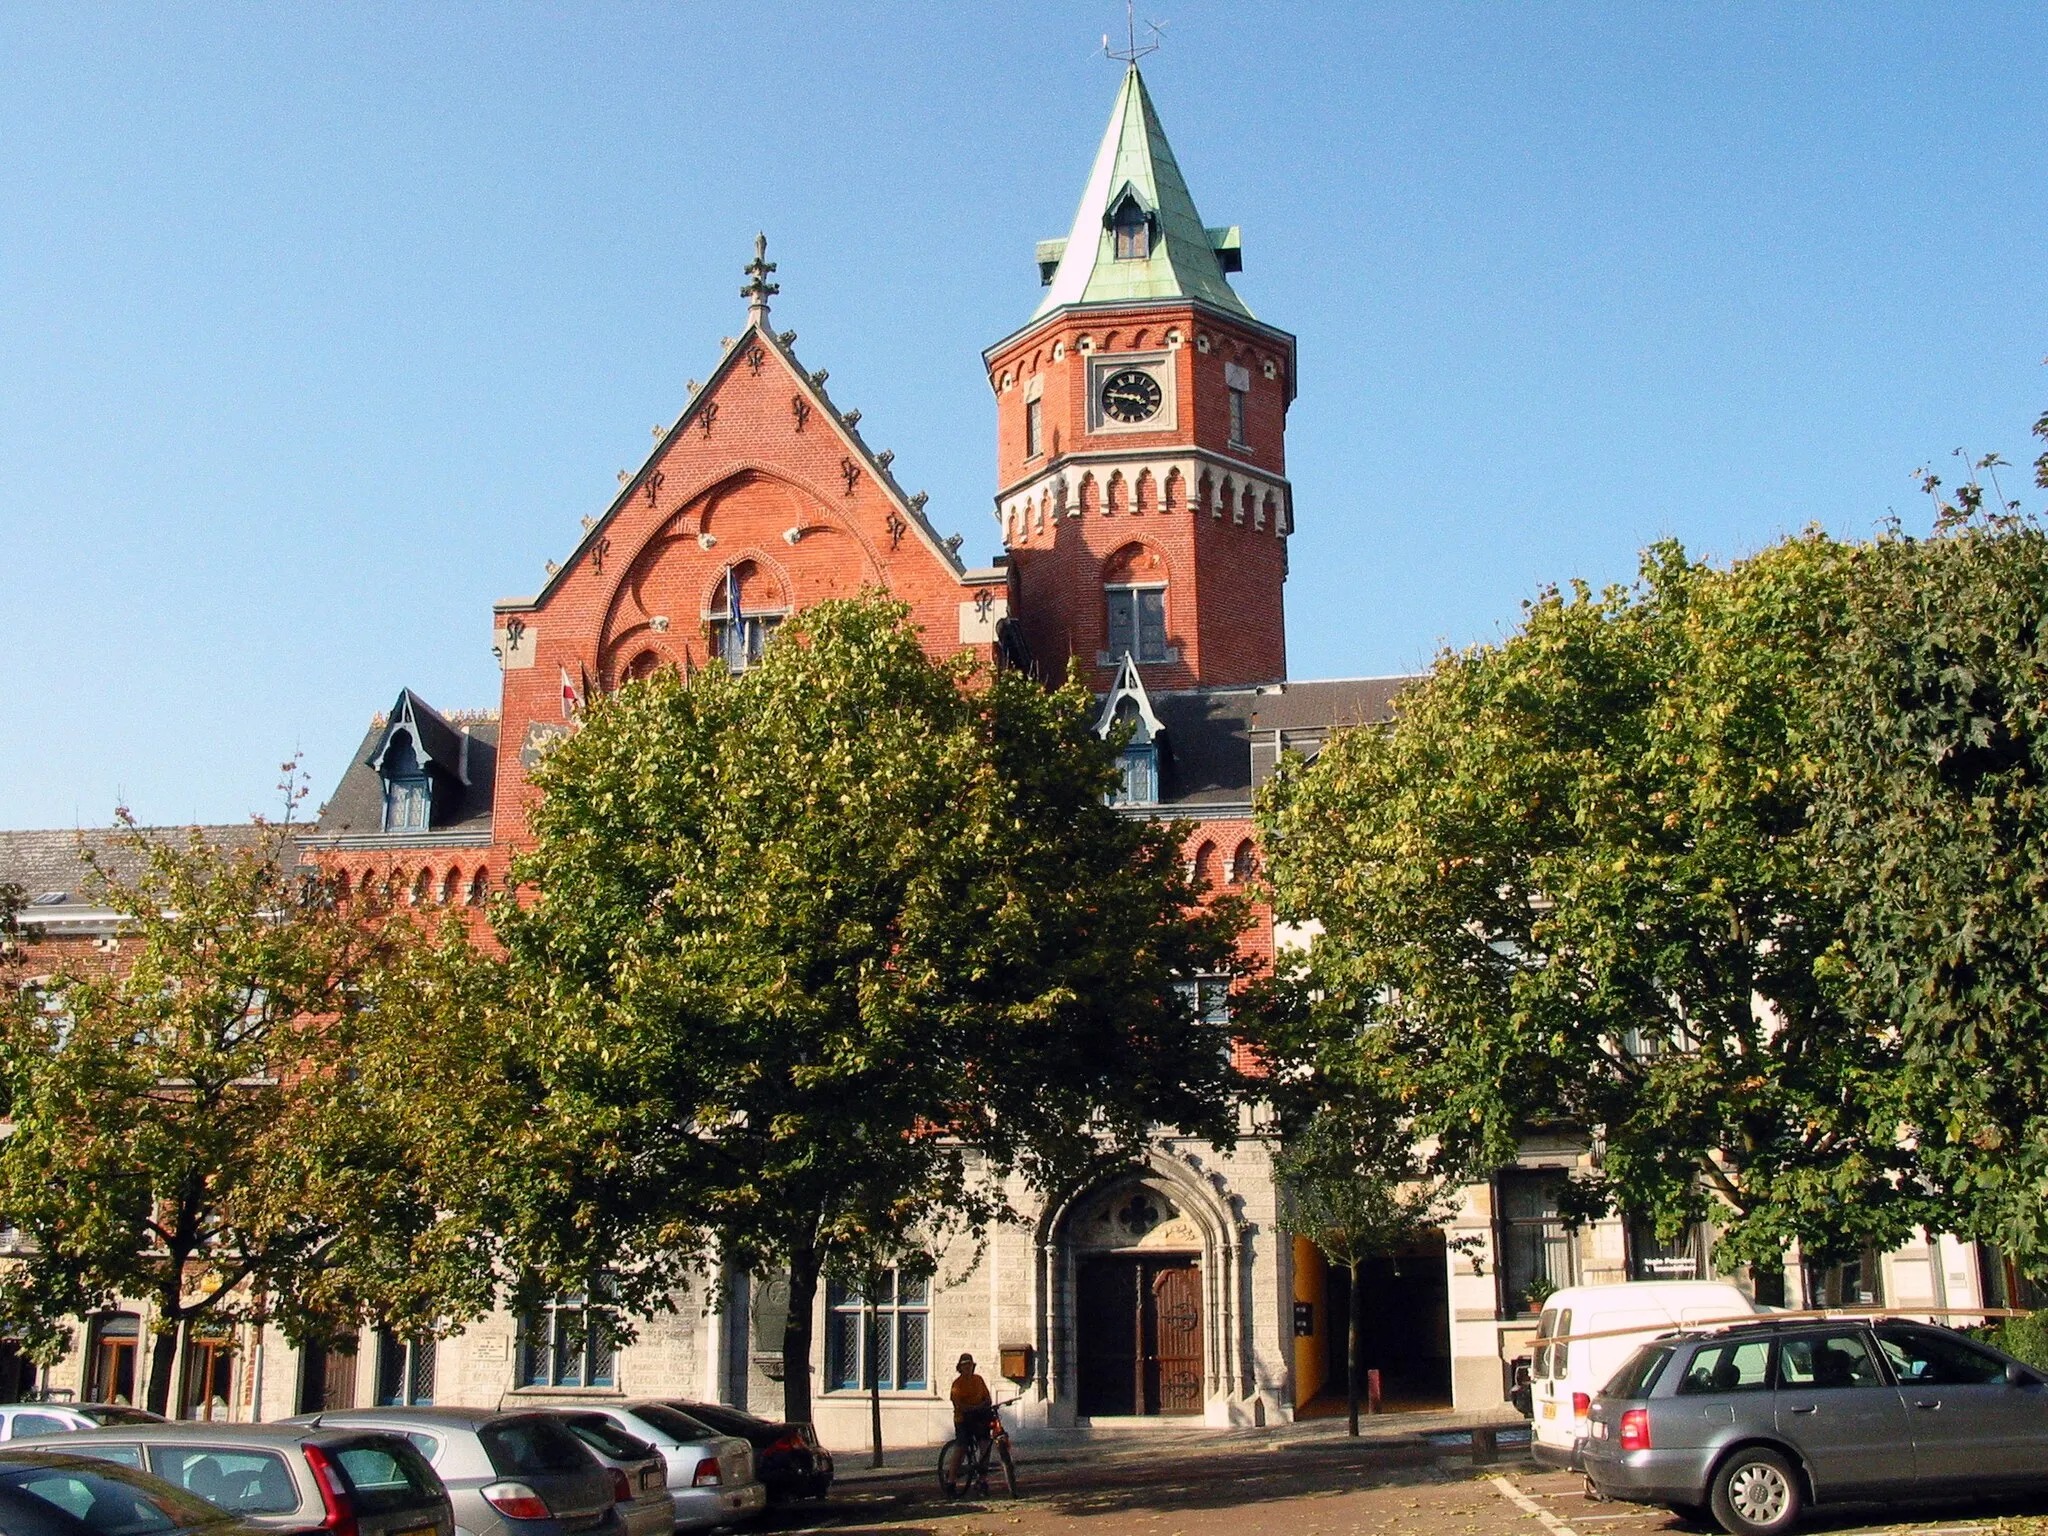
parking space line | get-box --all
[1489,1475,1584,1536]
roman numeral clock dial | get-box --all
[1100,367,1163,424]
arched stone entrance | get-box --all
[1035,1158,1249,1425]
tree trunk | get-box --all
[866,1281,883,1469]
[780,1240,821,1427]
[1346,1258,1363,1438]
[144,1315,179,1419]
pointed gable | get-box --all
[1035,66,1250,320]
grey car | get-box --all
[0,1406,165,1442]
[565,1406,762,1534]
[543,1415,671,1536]
[1584,1318,2048,1536]
[291,1409,624,1536]
[47,1421,451,1536]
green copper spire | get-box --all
[1034,65,1249,320]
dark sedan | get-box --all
[1584,1318,2048,1535]
[659,1405,831,1502]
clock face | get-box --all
[1100,368,1164,424]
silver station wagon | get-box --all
[1584,1318,2048,1536]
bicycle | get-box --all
[936,1397,1017,1499]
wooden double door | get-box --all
[1076,1255,1203,1416]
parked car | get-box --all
[1584,1317,2048,1535]
[0,1407,166,1442]
[290,1409,624,1536]
[559,1405,763,1533]
[44,1423,449,1536]
[541,1415,671,1536]
[1527,1280,1762,1470]
[0,1447,257,1536]
[658,1404,830,1503]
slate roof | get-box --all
[1146,676,1415,812]
[1035,65,1251,320]
[308,713,498,842]
[0,824,282,929]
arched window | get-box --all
[708,560,788,672]
[440,868,461,906]
[1231,840,1257,885]
[332,870,352,903]
[467,870,489,907]
[411,869,432,907]
[1193,841,1219,891]
[1102,544,1169,665]
[623,650,665,684]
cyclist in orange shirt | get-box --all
[950,1352,994,1437]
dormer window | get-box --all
[384,774,430,832]
[1106,186,1153,262]
[1095,653,1166,809]
[367,689,471,836]
[1111,698,1157,806]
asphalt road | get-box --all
[748,1439,2048,1536]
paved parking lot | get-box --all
[749,1438,2048,1536]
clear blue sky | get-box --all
[4,3,2045,828]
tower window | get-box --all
[1111,200,1151,261]
[1106,585,1167,664]
[1228,385,1249,447]
[1025,396,1043,458]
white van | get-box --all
[1527,1280,1762,1469]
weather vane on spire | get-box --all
[741,232,779,326]
[1103,0,1165,64]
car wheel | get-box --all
[1710,1448,1802,1536]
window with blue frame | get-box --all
[825,1269,930,1393]
[518,1293,615,1388]
[1117,745,1158,805]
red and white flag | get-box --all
[560,667,582,719]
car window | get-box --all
[12,1415,76,1439]
[559,1418,656,1463]
[625,1407,715,1445]
[1533,1309,1558,1379]
[1552,1309,1573,1375]
[1677,1338,1773,1394]
[63,1449,144,1472]
[480,1418,594,1477]
[77,1412,159,1429]
[0,1463,221,1536]
[1603,1344,1673,1400]
[667,1404,754,1438]
[147,1448,301,1515]
[1878,1325,2009,1385]
[330,1440,440,1515]
[1777,1331,1887,1389]
[398,1433,440,1463]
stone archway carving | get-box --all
[1032,1153,1249,1424]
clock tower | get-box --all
[985,64,1296,691]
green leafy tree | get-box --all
[1816,421,2048,1274]
[462,596,1244,1424]
[1258,538,1925,1281]
[0,817,492,1415]
[1254,975,1461,1435]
